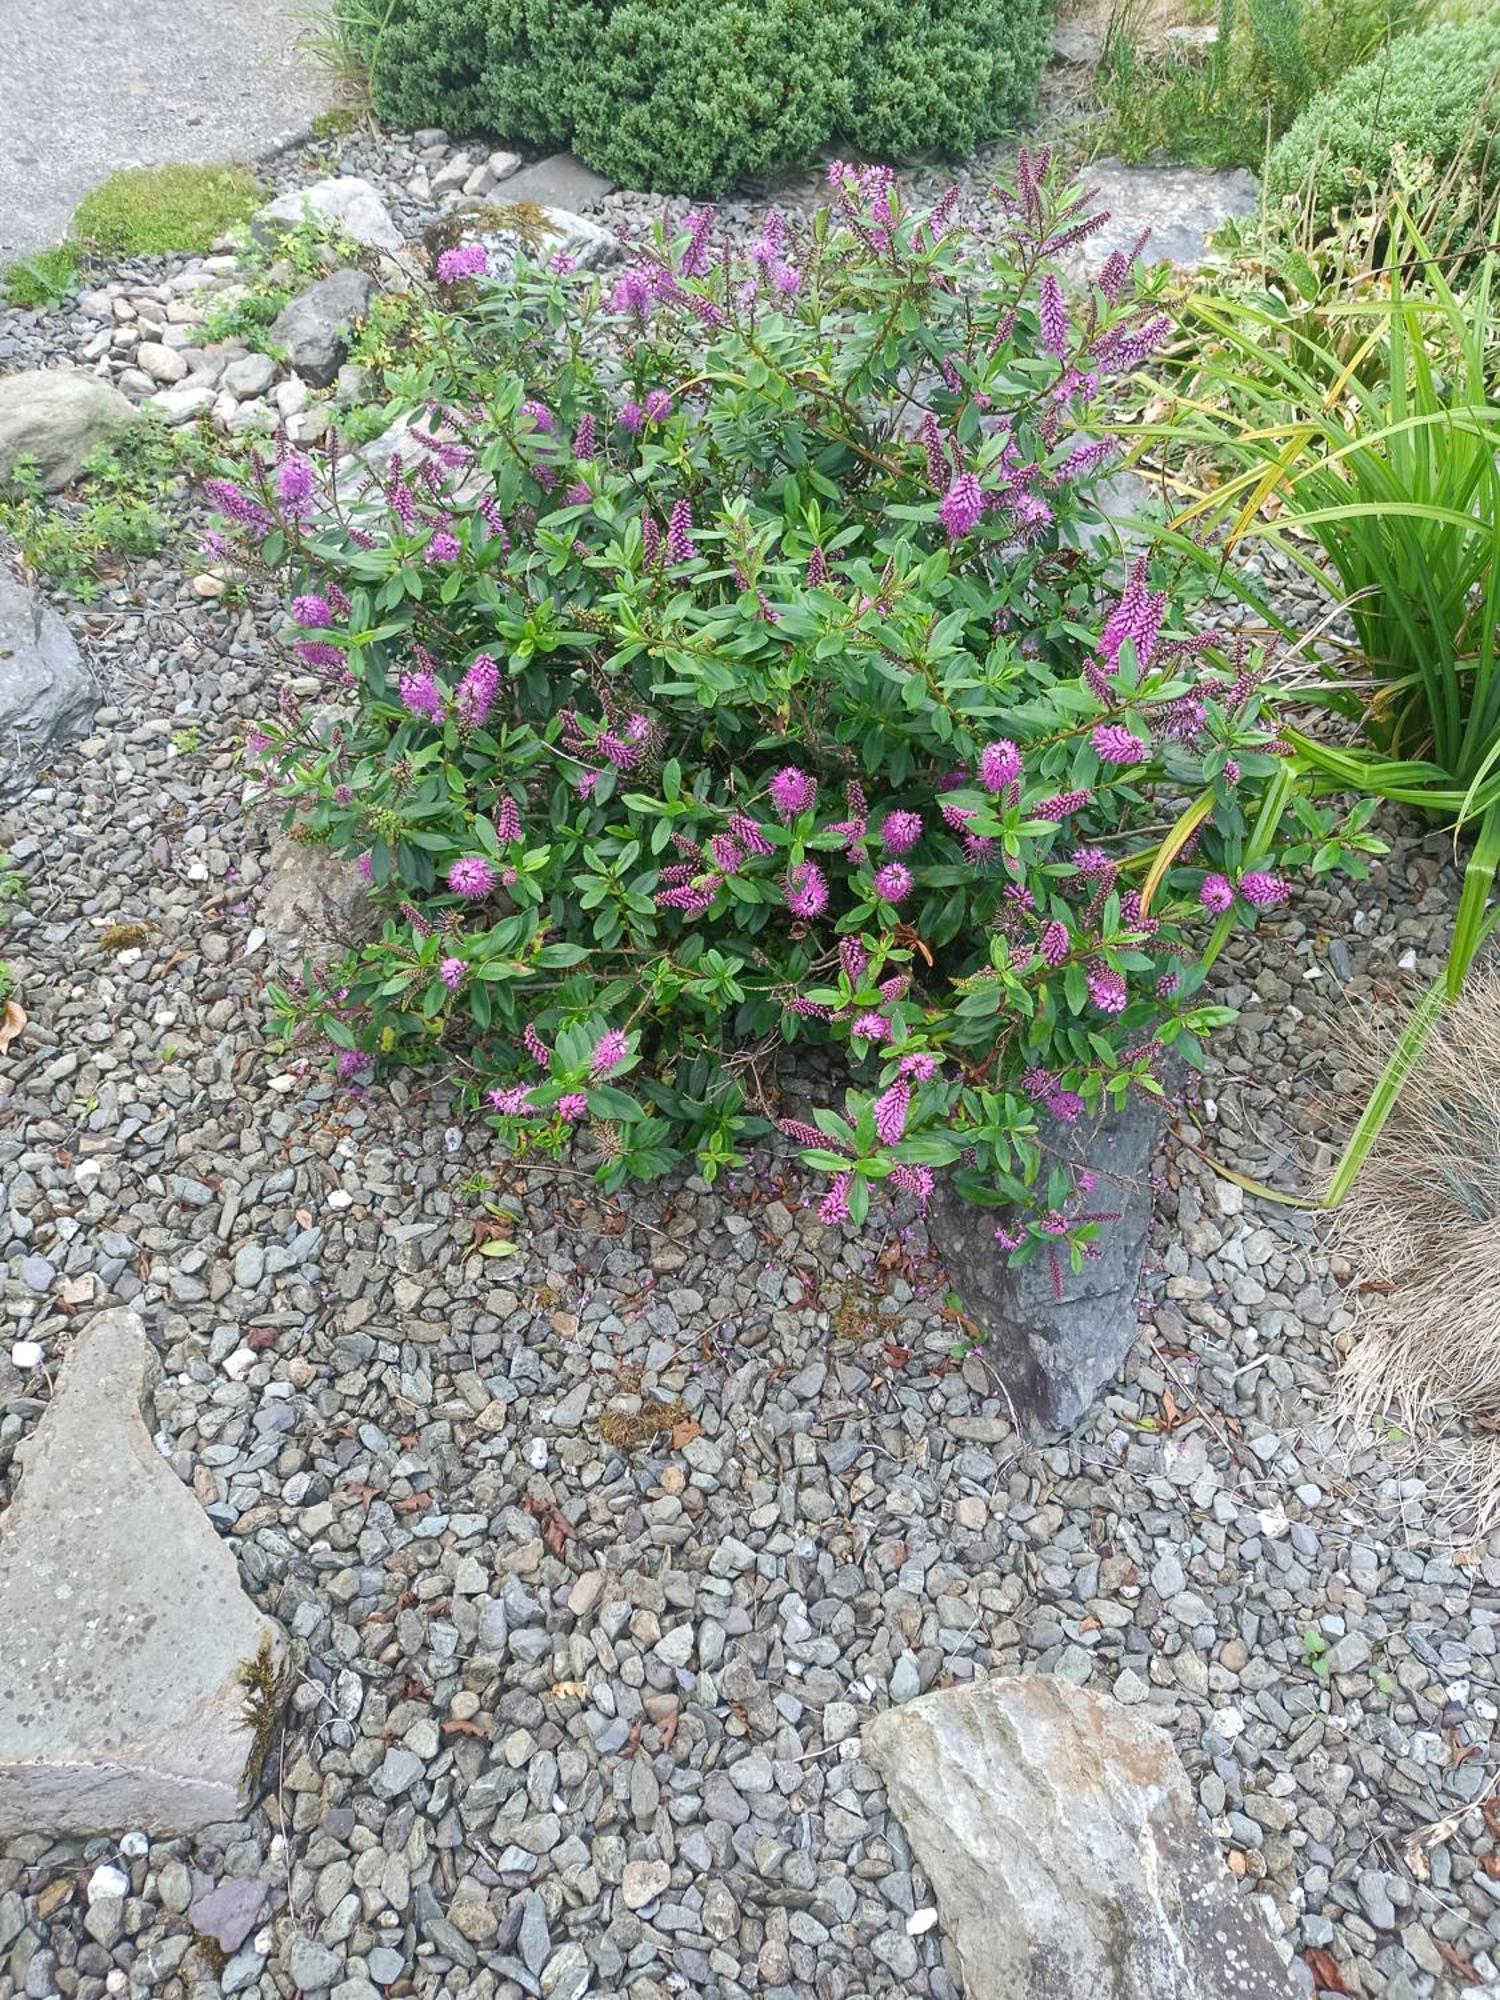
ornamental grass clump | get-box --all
[213,159,1364,1264]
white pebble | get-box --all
[906,1907,939,1935]
[526,1437,549,1470]
[10,1341,44,1370]
[327,1189,353,1210]
[87,1862,129,1904]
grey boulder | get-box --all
[270,268,377,389]
[864,1676,1299,2000]
[260,831,373,975]
[255,174,402,253]
[0,369,138,491]
[0,1307,286,1836]
[0,566,96,792]
[930,1082,1165,1434]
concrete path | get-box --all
[0,0,329,259]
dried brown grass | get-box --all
[1335,965,1500,1529]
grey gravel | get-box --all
[2,108,1499,2000]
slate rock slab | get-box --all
[1062,158,1258,281]
[498,152,616,212]
[255,174,402,253]
[864,1676,1300,2000]
[0,370,138,491]
[0,1307,286,1836]
[0,567,96,793]
[270,268,377,389]
[929,1083,1165,1434]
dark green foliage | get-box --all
[478,1,610,150]
[1266,18,1500,224]
[843,0,1051,162]
[351,0,496,136]
[345,0,1052,195]
[572,0,849,196]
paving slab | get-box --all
[0,0,326,259]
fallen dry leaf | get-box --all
[1304,1946,1350,1994]
[1436,1942,1479,1983]
[670,1417,704,1450]
[524,1492,578,1557]
[441,1718,489,1739]
[550,1680,588,1700]
[0,999,25,1052]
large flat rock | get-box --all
[1063,159,1258,281]
[499,151,615,212]
[269,268,377,390]
[0,1307,285,1836]
[255,173,401,252]
[864,1676,1299,2000]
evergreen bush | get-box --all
[1266,18,1500,226]
[350,0,1053,195]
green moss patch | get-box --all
[71,163,262,258]
[2,243,83,311]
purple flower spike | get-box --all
[1087,963,1128,1013]
[1039,272,1069,359]
[590,1029,629,1079]
[785,861,828,918]
[1039,920,1070,967]
[979,739,1022,792]
[939,472,985,541]
[399,669,444,723]
[277,455,313,515]
[873,1079,910,1146]
[769,767,817,820]
[881,810,922,853]
[1199,873,1235,913]
[872,861,913,904]
[1092,721,1150,766]
[819,1171,853,1225]
[1240,870,1290,908]
[667,497,695,563]
[436,243,488,284]
[447,856,495,898]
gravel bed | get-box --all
[4,122,1500,2000]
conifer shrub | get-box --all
[348,0,1053,195]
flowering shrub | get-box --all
[347,0,1050,198]
[216,159,1365,1263]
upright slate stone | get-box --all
[865,1677,1300,2000]
[0,567,96,795]
[930,1083,1165,1434]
